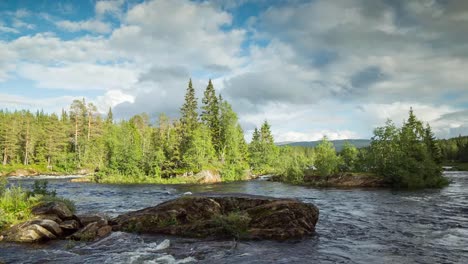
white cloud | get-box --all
[56,19,112,34]
[96,0,124,17]
[0,93,79,114]
[274,130,359,143]
[95,89,134,113]
[18,63,139,91]
[110,0,246,69]
[0,23,19,33]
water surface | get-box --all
[1,172,467,263]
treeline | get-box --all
[274,109,448,188]
[438,136,468,163]
[0,80,279,182]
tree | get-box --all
[1,113,20,165]
[314,137,341,177]
[340,142,358,172]
[218,101,249,180]
[248,121,278,174]
[201,80,221,154]
[369,108,447,188]
[69,99,87,166]
[180,79,198,133]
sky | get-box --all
[1,0,468,142]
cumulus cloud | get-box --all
[1,0,467,141]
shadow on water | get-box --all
[1,171,468,263]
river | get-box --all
[1,171,467,263]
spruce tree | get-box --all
[201,79,221,154]
[180,79,199,133]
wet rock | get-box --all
[194,170,221,184]
[60,220,80,231]
[31,201,73,220]
[113,193,319,240]
[70,221,112,241]
[96,225,112,238]
[2,223,56,243]
[77,214,107,226]
[29,219,63,237]
[33,214,63,224]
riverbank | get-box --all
[272,172,386,188]
[303,173,386,187]
[0,165,92,178]
[443,162,468,171]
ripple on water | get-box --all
[2,172,468,263]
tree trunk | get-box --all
[87,111,91,141]
[24,121,29,165]
[3,147,7,165]
[75,118,78,151]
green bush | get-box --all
[212,212,251,239]
[0,179,75,230]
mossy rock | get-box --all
[112,193,319,240]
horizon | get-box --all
[1,0,468,142]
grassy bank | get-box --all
[0,179,75,231]
[94,173,201,184]
[0,164,91,177]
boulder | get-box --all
[2,223,56,243]
[60,220,80,231]
[28,219,63,237]
[112,193,319,240]
[194,170,222,184]
[33,214,63,224]
[70,221,111,241]
[77,214,108,226]
[31,201,73,220]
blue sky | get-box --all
[1,0,468,141]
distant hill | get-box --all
[277,139,371,151]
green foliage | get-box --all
[27,179,56,197]
[314,137,342,177]
[274,146,313,183]
[340,142,358,172]
[212,212,251,239]
[0,179,75,230]
[248,121,279,174]
[369,108,448,188]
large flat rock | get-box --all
[112,193,319,240]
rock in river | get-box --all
[112,193,319,240]
[32,201,73,220]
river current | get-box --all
[1,171,467,263]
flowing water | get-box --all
[1,172,468,264]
